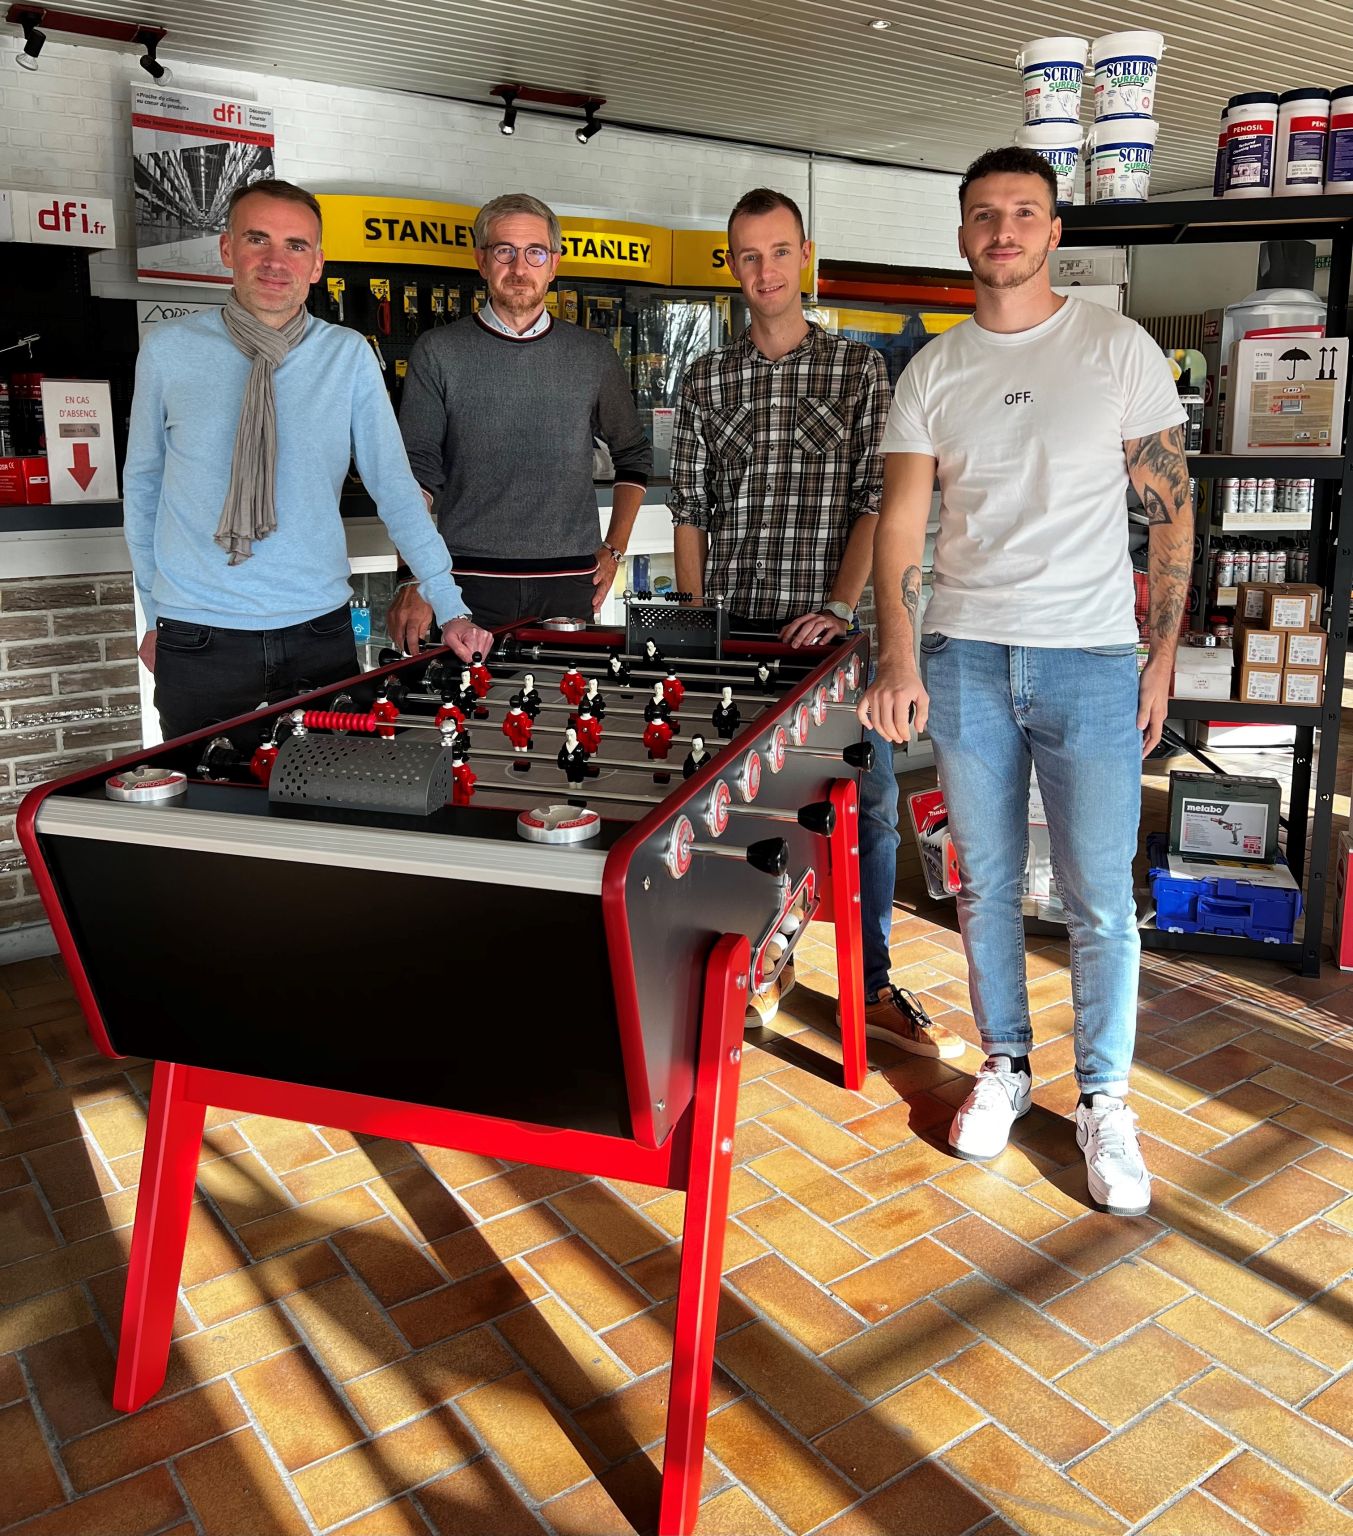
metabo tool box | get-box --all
[1147,834,1301,944]
[1167,771,1282,862]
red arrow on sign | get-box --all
[69,442,96,491]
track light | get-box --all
[15,9,45,69]
[576,101,601,144]
[135,26,169,81]
[498,88,517,136]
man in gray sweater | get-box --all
[388,193,652,648]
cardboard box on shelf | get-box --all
[1334,830,1353,969]
[1168,770,1282,861]
[1285,629,1327,670]
[1238,629,1284,668]
[1236,582,1321,630]
[0,458,23,505]
[1173,645,1234,700]
[1235,583,1277,625]
[1235,662,1283,704]
[1227,335,1348,456]
[20,456,48,504]
[1280,668,1324,707]
[1263,586,1318,631]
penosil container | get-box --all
[1091,30,1165,120]
[1328,85,1353,194]
[1015,121,1084,205]
[1017,36,1088,124]
[1276,87,1329,195]
[1224,92,1280,199]
[1214,103,1234,197]
[1090,118,1159,203]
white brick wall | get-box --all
[0,41,965,298]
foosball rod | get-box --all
[466,772,837,830]
[508,642,788,673]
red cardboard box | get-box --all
[22,456,50,504]
[0,458,24,505]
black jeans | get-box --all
[456,573,597,630]
[154,604,359,743]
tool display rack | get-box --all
[1058,194,1353,976]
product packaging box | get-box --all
[1334,830,1353,969]
[0,456,48,504]
[1227,335,1348,455]
[1280,669,1324,707]
[1239,629,1284,668]
[1148,834,1301,945]
[1236,663,1283,704]
[1168,770,1282,861]
[0,458,23,505]
[906,787,961,901]
[1263,585,1320,631]
[1236,583,1320,629]
[1285,629,1327,670]
[1173,645,1234,700]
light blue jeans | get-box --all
[919,636,1141,1095]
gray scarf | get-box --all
[214,295,308,565]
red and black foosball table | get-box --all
[18,598,873,1536]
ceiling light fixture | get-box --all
[868,17,891,29]
[135,25,168,81]
[497,86,517,135]
[14,8,45,68]
[575,100,602,144]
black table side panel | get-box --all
[43,837,631,1139]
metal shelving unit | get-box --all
[1059,195,1353,976]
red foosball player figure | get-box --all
[573,706,602,755]
[435,695,466,730]
[559,665,587,706]
[643,717,674,759]
[502,703,534,754]
[372,691,399,738]
[469,651,492,698]
[557,726,589,786]
[450,748,477,805]
[662,666,686,711]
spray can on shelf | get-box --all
[1216,478,1238,519]
[1237,477,1258,517]
[1233,544,1253,584]
[1253,545,1271,584]
[1257,478,1277,518]
[1215,543,1236,590]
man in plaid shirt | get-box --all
[669,188,963,1060]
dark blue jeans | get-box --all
[154,604,359,743]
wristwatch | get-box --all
[820,600,854,623]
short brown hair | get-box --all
[227,178,323,237]
[958,147,1058,217]
[727,187,806,249]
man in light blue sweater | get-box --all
[124,179,490,741]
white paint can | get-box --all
[1327,86,1353,194]
[1091,30,1165,120]
[1276,89,1330,195]
[1017,36,1088,124]
[1089,119,1159,204]
[1015,121,1085,205]
[1224,92,1280,199]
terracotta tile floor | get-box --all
[2,910,1353,1535]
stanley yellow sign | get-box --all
[317,196,671,283]
[672,230,813,293]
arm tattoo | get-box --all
[902,565,921,628]
[1126,425,1191,523]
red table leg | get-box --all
[657,932,749,1536]
[827,776,867,1091]
[112,1060,206,1412]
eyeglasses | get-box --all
[486,243,555,267]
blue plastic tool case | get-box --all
[1147,833,1302,944]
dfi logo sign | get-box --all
[36,200,109,237]
[0,190,117,249]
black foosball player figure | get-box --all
[712,684,740,740]
[642,637,663,667]
[573,705,602,755]
[644,681,673,724]
[469,651,492,698]
[606,651,631,686]
[662,666,686,711]
[581,677,606,719]
[456,667,483,717]
[502,703,534,755]
[511,671,542,720]
[559,664,587,706]
[557,726,588,786]
[754,660,777,695]
[683,733,711,780]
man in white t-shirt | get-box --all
[860,146,1193,1217]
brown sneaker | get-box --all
[864,985,964,1059]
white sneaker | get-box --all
[1076,1095,1152,1216]
[948,1056,1033,1162]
